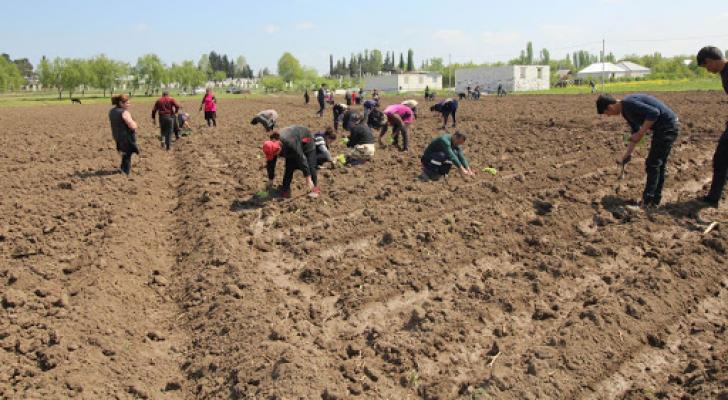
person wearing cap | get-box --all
[380,103,415,151]
[696,46,728,207]
[420,131,474,181]
[251,109,279,132]
[314,127,337,169]
[596,93,679,207]
[266,126,321,198]
[151,91,181,150]
[430,98,459,129]
[344,117,376,166]
[262,139,281,189]
[401,99,419,119]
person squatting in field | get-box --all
[431,98,458,128]
[314,127,337,169]
[199,88,217,127]
[597,93,680,207]
[401,99,419,119]
[109,94,140,175]
[151,91,181,151]
[362,98,380,126]
[380,103,415,151]
[343,112,376,166]
[251,109,279,132]
[420,131,474,181]
[264,126,321,198]
[696,46,728,208]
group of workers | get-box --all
[109,45,728,209]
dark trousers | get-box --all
[333,108,344,131]
[706,127,728,203]
[421,151,452,179]
[120,152,132,175]
[380,116,409,151]
[643,125,679,206]
[266,158,277,181]
[316,100,325,116]
[281,151,318,193]
[159,115,175,150]
[443,104,458,127]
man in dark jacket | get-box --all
[345,118,376,166]
[597,93,679,207]
[430,98,459,128]
[268,126,321,198]
[696,46,728,207]
[420,131,474,180]
[316,84,326,117]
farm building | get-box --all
[616,61,651,78]
[363,72,442,93]
[576,61,650,80]
[454,65,550,93]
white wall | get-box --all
[363,75,399,92]
[455,65,550,93]
[364,73,442,92]
[398,73,442,92]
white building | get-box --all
[576,61,651,80]
[363,72,442,93]
[616,61,651,78]
[454,65,550,93]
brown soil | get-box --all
[1,92,727,399]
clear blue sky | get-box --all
[3,0,728,73]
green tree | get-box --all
[526,42,534,64]
[540,48,550,64]
[90,54,122,97]
[212,70,227,84]
[136,54,165,94]
[277,52,303,83]
[398,53,405,70]
[260,75,285,92]
[0,56,25,91]
[407,49,414,71]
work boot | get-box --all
[698,195,719,208]
[279,190,291,199]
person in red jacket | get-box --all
[199,88,217,127]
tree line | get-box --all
[328,49,415,77]
[0,51,257,96]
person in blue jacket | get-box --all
[597,93,679,207]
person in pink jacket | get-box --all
[379,103,414,151]
[199,88,217,127]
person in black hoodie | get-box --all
[316,84,327,117]
[344,113,376,166]
[108,94,140,175]
[267,126,321,198]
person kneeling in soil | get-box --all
[401,99,419,119]
[109,94,140,175]
[266,126,321,198]
[345,114,376,166]
[420,131,474,181]
[314,127,337,169]
[251,109,279,133]
[380,103,415,151]
[597,93,679,208]
[262,139,281,189]
[431,98,459,128]
[696,46,728,208]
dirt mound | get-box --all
[1,92,727,399]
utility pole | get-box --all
[448,54,452,91]
[601,38,605,92]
